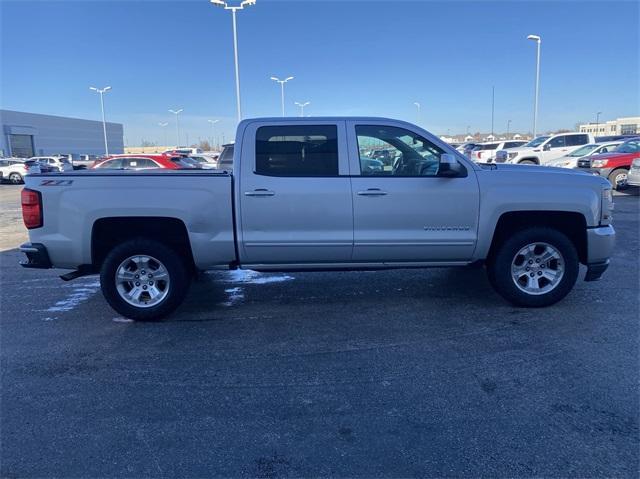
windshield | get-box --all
[525,136,550,147]
[616,140,640,154]
[567,144,598,157]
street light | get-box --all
[168,109,183,147]
[507,119,512,139]
[89,86,112,155]
[527,34,541,137]
[595,111,602,137]
[294,101,310,117]
[158,122,169,147]
[271,76,294,117]
[207,119,220,149]
[413,102,421,123]
[210,0,256,124]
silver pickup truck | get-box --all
[20,117,615,320]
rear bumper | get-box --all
[19,243,52,269]
[584,225,615,281]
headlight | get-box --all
[591,159,609,168]
[601,188,613,225]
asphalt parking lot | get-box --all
[1,183,638,477]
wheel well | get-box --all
[488,211,588,264]
[518,157,539,164]
[92,217,195,272]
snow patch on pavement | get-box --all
[221,287,245,307]
[223,269,294,284]
[44,279,100,313]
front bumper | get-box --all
[584,225,615,281]
[19,243,52,269]
[577,167,613,178]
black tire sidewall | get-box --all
[100,238,190,321]
[488,227,579,307]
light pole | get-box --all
[207,119,220,149]
[294,101,310,117]
[271,76,294,116]
[413,102,421,124]
[507,119,512,139]
[168,109,183,147]
[210,0,256,124]
[89,86,112,155]
[527,34,541,137]
[158,122,169,147]
[595,111,602,137]
[491,85,495,137]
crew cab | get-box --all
[577,138,640,190]
[500,132,594,165]
[19,117,615,320]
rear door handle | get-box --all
[244,188,275,197]
[357,188,388,196]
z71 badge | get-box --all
[40,180,74,186]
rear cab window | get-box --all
[255,125,339,177]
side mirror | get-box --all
[438,153,464,177]
[495,150,508,163]
[543,143,551,151]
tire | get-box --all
[8,173,23,184]
[100,238,191,321]
[487,227,579,307]
[608,168,628,190]
[518,159,537,165]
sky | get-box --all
[1,0,639,146]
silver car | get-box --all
[627,158,640,187]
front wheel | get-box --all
[487,227,579,307]
[518,159,537,165]
[608,168,628,190]
[100,238,191,320]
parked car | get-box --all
[19,117,614,320]
[594,134,639,142]
[471,140,528,163]
[0,159,30,184]
[163,148,203,156]
[545,142,622,169]
[187,155,218,169]
[577,138,640,189]
[501,132,594,165]
[217,143,234,171]
[92,155,192,170]
[627,158,640,187]
[29,156,73,172]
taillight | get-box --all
[21,188,43,229]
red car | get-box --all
[91,154,192,170]
[577,138,640,189]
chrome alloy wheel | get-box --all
[511,242,564,295]
[115,255,170,308]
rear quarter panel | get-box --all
[24,172,235,269]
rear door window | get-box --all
[255,125,339,177]
[565,134,589,146]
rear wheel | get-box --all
[100,238,191,320]
[608,168,628,190]
[8,172,23,184]
[487,227,579,307]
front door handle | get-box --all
[245,188,275,197]
[357,188,387,196]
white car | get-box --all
[501,132,595,165]
[0,158,30,184]
[545,142,622,169]
[29,156,73,172]
[471,140,528,163]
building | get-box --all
[0,109,124,158]
[578,116,640,137]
